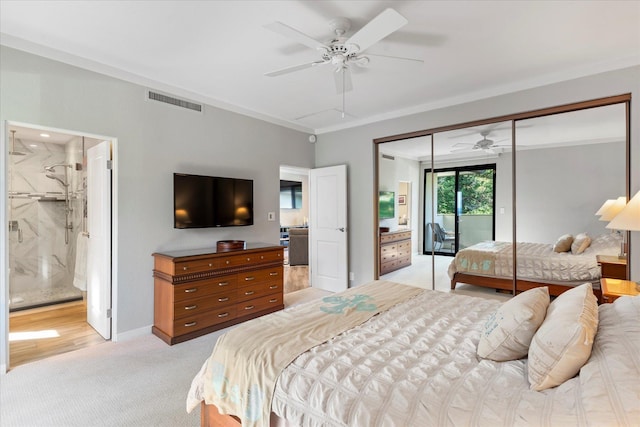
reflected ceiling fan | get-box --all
[451,131,511,153]
[264,8,423,114]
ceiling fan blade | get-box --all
[345,8,408,53]
[264,21,330,51]
[334,68,353,94]
[265,60,328,77]
[366,53,424,65]
[450,146,475,153]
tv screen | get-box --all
[379,191,395,219]
[174,173,253,228]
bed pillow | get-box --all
[527,283,598,391]
[477,287,550,361]
[571,233,592,254]
[553,234,574,253]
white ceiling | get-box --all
[1,1,639,135]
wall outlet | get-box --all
[267,212,276,221]
[349,272,354,281]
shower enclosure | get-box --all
[7,128,87,311]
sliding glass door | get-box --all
[424,164,496,255]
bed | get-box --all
[448,233,623,299]
[187,279,640,427]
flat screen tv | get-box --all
[379,191,395,219]
[174,173,253,228]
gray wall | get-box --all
[0,46,314,354]
[315,65,640,287]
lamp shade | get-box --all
[595,199,615,216]
[599,196,627,221]
[607,191,640,231]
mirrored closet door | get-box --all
[375,95,630,295]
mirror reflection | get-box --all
[377,101,628,300]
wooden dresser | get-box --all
[379,230,412,275]
[152,243,284,345]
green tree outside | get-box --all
[437,169,494,215]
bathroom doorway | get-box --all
[6,123,113,368]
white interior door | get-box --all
[87,141,112,339]
[310,164,348,292]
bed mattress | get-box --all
[448,233,621,283]
[270,289,639,426]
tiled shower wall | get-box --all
[8,135,84,310]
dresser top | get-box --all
[153,242,281,259]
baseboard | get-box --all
[113,324,153,342]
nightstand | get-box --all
[600,278,639,303]
[596,255,627,280]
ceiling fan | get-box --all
[451,131,511,153]
[263,8,423,98]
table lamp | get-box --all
[606,191,640,290]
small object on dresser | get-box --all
[216,240,246,252]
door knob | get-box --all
[337,227,345,232]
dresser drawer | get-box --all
[173,306,237,336]
[238,267,283,286]
[397,241,411,257]
[219,250,284,268]
[237,293,283,316]
[173,275,237,303]
[174,257,219,274]
[173,291,237,319]
[237,281,282,302]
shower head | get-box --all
[46,174,69,187]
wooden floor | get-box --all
[9,300,105,369]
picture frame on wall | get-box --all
[398,195,406,205]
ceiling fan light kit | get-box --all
[264,8,422,119]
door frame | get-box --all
[0,121,118,374]
[423,163,496,255]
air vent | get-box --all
[147,91,203,113]
[382,154,395,160]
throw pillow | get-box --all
[527,283,598,391]
[553,234,574,253]
[571,233,592,254]
[477,287,550,361]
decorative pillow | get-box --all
[571,233,592,254]
[553,234,574,253]
[527,283,598,391]
[477,287,550,361]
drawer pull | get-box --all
[269,285,279,290]
[246,258,251,261]
[225,260,230,265]
[244,276,255,281]
[218,312,230,318]
[260,255,264,259]
[184,288,198,293]
[208,263,213,267]
[183,266,188,271]
[269,272,278,276]
[184,305,197,310]
[244,291,255,296]
[184,321,197,327]
[218,281,229,287]
[244,305,255,310]
[218,297,230,302]
[269,298,278,303]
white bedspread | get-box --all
[271,290,640,427]
[448,233,621,283]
